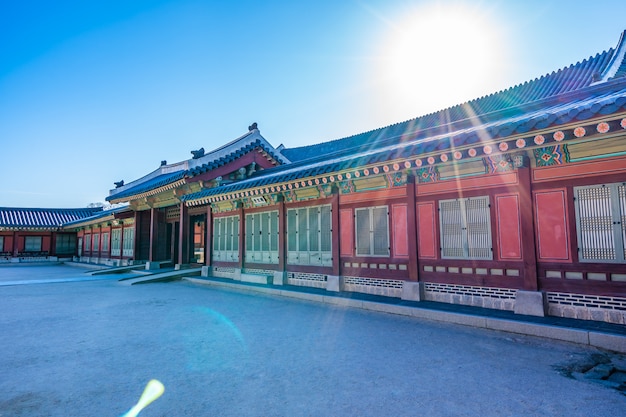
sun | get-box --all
[377,2,506,116]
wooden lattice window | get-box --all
[101,232,110,252]
[111,229,121,256]
[439,196,492,260]
[55,234,76,255]
[574,183,626,263]
[355,206,389,257]
[245,211,279,264]
[92,233,100,252]
[213,215,240,262]
[287,204,332,266]
[122,228,134,257]
[24,236,42,252]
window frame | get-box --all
[24,236,43,252]
[286,204,332,266]
[111,229,121,257]
[439,195,493,260]
[354,205,390,257]
[122,227,134,257]
[574,182,626,263]
[55,234,76,255]
[213,215,240,263]
[245,210,279,264]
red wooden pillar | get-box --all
[406,174,419,281]
[119,225,124,260]
[133,211,140,261]
[205,205,213,267]
[149,207,157,262]
[278,197,286,272]
[13,231,19,257]
[518,165,539,291]
[50,232,57,257]
[178,203,190,265]
[331,191,340,277]
[237,204,245,270]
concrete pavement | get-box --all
[0,264,625,416]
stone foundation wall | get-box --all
[547,292,626,324]
[343,276,404,298]
[424,282,517,311]
[287,272,328,289]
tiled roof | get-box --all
[188,138,288,176]
[106,170,188,202]
[106,129,288,202]
[281,46,618,163]
[0,207,103,230]
[182,84,626,204]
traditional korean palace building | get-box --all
[4,31,626,325]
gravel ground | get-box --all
[0,265,625,416]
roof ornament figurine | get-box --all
[191,147,205,159]
[160,160,167,166]
[114,180,124,188]
[248,122,258,131]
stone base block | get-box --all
[514,290,547,317]
[201,266,210,277]
[326,275,343,292]
[241,273,271,285]
[145,261,160,270]
[273,271,286,285]
[401,282,425,301]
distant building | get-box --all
[5,31,626,325]
[0,207,102,261]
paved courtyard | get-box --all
[0,265,625,416]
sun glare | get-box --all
[378,3,505,116]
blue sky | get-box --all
[1,0,625,208]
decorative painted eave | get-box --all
[0,207,103,231]
[183,87,626,207]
